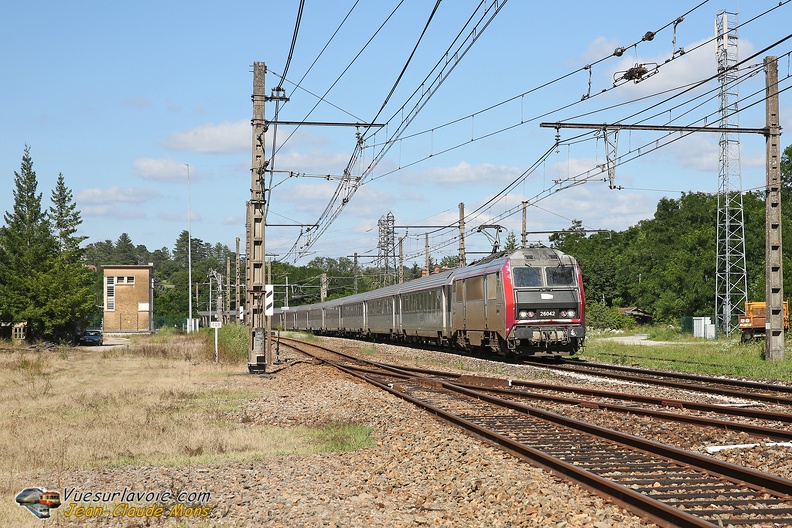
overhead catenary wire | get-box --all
[270,1,790,264]
[403,60,792,263]
[284,0,508,262]
[436,33,792,256]
[267,0,304,220]
[277,0,671,260]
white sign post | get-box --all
[210,321,222,363]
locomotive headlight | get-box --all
[562,309,575,318]
[518,310,530,319]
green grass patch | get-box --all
[201,323,249,363]
[357,344,379,356]
[581,330,792,381]
[307,421,374,452]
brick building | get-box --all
[103,264,154,333]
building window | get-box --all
[106,277,115,311]
[127,276,135,285]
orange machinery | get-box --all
[738,301,789,342]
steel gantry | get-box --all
[540,55,783,360]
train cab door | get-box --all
[484,272,503,331]
[452,279,465,331]
[394,295,401,336]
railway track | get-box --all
[279,337,792,527]
[534,359,792,406]
[278,337,792,440]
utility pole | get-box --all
[185,163,193,333]
[398,237,404,283]
[353,252,359,293]
[266,257,273,365]
[764,56,784,361]
[247,61,268,373]
[425,233,430,275]
[235,237,241,322]
[459,203,466,266]
[540,56,782,358]
[225,256,231,323]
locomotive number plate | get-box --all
[537,310,557,318]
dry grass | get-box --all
[0,334,372,526]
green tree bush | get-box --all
[0,146,98,341]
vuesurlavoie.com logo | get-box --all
[15,487,61,519]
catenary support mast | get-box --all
[540,56,783,360]
[764,56,784,361]
[715,10,748,337]
[247,62,268,373]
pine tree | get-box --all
[0,145,56,338]
[114,233,138,264]
[46,171,98,338]
[0,147,98,341]
[49,172,87,260]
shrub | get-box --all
[586,301,636,330]
[203,323,248,364]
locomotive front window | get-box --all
[546,265,575,286]
[513,267,542,287]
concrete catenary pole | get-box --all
[247,62,267,372]
[235,236,241,322]
[225,256,231,323]
[458,203,466,267]
[764,56,784,361]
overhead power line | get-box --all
[286,0,508,262]
[272,1,791,264]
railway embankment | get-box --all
[7,332,791,526]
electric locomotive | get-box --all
[448,245,585,356]
[275,245,585,358]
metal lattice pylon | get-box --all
[714,11,748,337]
[377,212,397,287]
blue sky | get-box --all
[2,1,791,267]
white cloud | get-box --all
[133,158,192,182]
[163,120,248,153]
[578,36,623,65]
[77,185,160,204]
[529,182,657,233]
[402,161,523,186]
[157,210,201,222]
[271,149,350,175]
[80,204,147,219]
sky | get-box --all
[2,1,791,268]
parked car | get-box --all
[78,330,103,346]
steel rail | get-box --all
[280,337,792,434]
[559,360,792,395]
[537,362,792,405]
[335,353,792,424]
[280,339,792,526]
[339,364,792,439]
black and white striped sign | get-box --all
[264,285,274,316]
